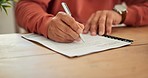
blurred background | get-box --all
[0,0,25,34]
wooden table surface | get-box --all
[0,26,148,78]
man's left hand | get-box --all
[84,10,122,36]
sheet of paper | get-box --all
[22,33,131,57]
[112,24,126,27]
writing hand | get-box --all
[47,12,84,43]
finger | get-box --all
[53,33,73,43]
[76,22,84,34]
[47,25,69,43]
[84,13,95,34]
[56,20,79,40]
[57,12,80,34]
[76,22,84,30]
[55,28,75,42]
[90,11,101,36]
[98,11,107,35]
[106,14,113,35]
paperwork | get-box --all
[22,33,132,57]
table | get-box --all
[0,26,148,78]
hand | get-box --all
[84,10,122,36]
[47,12,84,43]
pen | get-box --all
[61,2,85,42]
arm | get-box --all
[124,0,148,26]
[15,0,53,37]
[84,0,148,36]
[15,0,84,43]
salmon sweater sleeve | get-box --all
[124,0,148,26]
[15,0,53,37]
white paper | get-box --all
[22,33,132,57]
[112,24,126,27]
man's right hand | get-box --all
[47,12,84,43]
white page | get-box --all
[112,24,126,27]
[22,33,132,57]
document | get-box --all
[22,33,132,57]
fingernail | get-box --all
[99,31,104,35]
[83,30,87,34]
[78,29,82,33]
[91,32,96,36]
[106,32,110,35]
[76,38,81,41]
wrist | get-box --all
[113,3,128,24]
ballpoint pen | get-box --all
[61,2,85,42]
